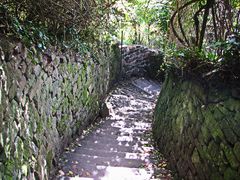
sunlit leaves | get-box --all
[111,0,171,46]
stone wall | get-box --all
[121,45,163,79]
[153,73,240,179]
[0,39,120,179]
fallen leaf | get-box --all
[67,170,74,176]
[85,171,91,176]
[58,170,65,176]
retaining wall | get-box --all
[153,73,240,179]
[0,39,120,179]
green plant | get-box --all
[12,19,50,51]
[0,0,117,49]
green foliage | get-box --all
[110,0,171,47]
[154,0,240,86]
[12,19,49,51]
[161,32,240,87]
[0,0,117,49]
[0,0,239,85]
[209,35,240,62]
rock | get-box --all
[233,142,240,162]
[52,68,59,80]
[30,141,39,156]
[8,81,17,100]
[99,102,109,118]
[52,81,59,98]
[222,127,237,145]
[34,65,42,76]
[231,88,240,99]
[191,149,200,164]
[18,75,27,91]
[121,45,163,78]
[221,143,239,169]
[210,172,223,180]
[19,61,27,74]
[224,168,239,179]
[29,79,43,100]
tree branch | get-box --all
[170,0,200,46]
[199,0,214,49]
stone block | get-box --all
[201,125,211,144]
[192,148,200,164]
[18,75,27,91]
[221,143,239,169]
[222,127,237,145]
[210,172,224,180]
[29,79,43,100]
[233,142,240,162]
[224,168,240,179]
[34,65,42,77]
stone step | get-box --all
[70,147,153,161]
[134,78,160,90]
[131,78,161,96]
[61,152,149,169]
[58,165,152,180]
[96,120,152,131]
[72,139,150,154]
[83,123,151,138]
[91,126,150,137]
[74,136,151,154]
[82,119,151,135]
[79,132,150,143]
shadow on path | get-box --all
[55,78,172,180]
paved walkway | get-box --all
[55,78,172,180]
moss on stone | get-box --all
[222,127,237,145]
[233,142,240,162]
[192,149,200,164]
[201,125,211,144]
[224,98,240,112]
[224,168,240,180]
[235,112,240,122]
[213,108,225,121]
[57,114,69,136]
[221,143,239,169]
[204,111,224,142]
[210,172,223,180]
[175,114,184,135]
[46,150,53,172]
[154,73,240,179]
[196,142,211,161]
[207,141,224,164]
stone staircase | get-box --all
[55,78,171,180]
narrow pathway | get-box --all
[56,78,172,180]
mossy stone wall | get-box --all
[0,40,120,179]
[153,73,240,179]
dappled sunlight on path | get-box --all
[55,78,172,180]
